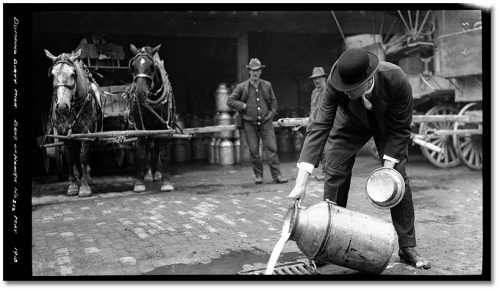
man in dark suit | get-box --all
[288,48,430,269]
[227,58,288,184]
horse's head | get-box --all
[129,43,161,102]
[45,48,82,114]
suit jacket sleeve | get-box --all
[298,76,339,167]
[226,83,246,112]
[383,71,413,160]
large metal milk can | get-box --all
[192,137,207,160]
[217,112,233,139]
[214,138,221,164]
[233,138,240,164]
[292,130,305,152]
[286,200,395,274]
[173,139,188,163]
[208,137,216,164]
[278,130,292,153]
[219,139,235,165]
[215,83,231,112]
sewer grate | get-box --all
[238,260,317,275]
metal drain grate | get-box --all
[238,260,316,275]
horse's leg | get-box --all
[159,139,174,192]
[74,142,82,181]
[144,139,153,182]
[78,141,92,197]
[66,141,79,196]
[153,140,162,182]
[134,137,147,192]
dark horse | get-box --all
[45,48,102,197]
[127,44,177,192]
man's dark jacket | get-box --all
[299,61,413,168]
[227,79,278,125]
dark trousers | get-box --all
[242,119,281,178]
[323,133,417,249]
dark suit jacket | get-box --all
[227,79,278,123]
[299,61,413,167]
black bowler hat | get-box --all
[331,48,379,92]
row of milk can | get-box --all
[277,129,305,153]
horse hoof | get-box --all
[67,182,79,196]
[161,183,174,192]
[78,184,92,197]
[134,183,146,192]
[144,170,153,182]
[153,171,162,182]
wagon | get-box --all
[402,17,483,170]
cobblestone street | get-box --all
[31,153,484,277]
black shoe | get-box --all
[273,176,288,184]
[398,247,431,269]
[312,260,328,267]
[255,176,263,184]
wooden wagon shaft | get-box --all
[411,134,442,153]
[99,137,138,144]
[45,134,95,141]
[153,134,193,139]
[412,114,482,123]
[275,118,309,127]
[182,125,237,134]
[67,129,176,139]
[41,142,64,148]
[424,128,483,136]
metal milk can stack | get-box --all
[292,130,305,152]
[278,129,292,153]
[279,200,396,274]
[173,116,190,163]
[215,112,234,165]
[213,83,239,165]
[208,137,217,164]
[233,138,240,164]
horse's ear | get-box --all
[44,49,57,62]
[130,43,139,55]
[70,48,82,61]
[150,44,161,56]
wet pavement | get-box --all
[31,152,484,277]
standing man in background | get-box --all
[309,67,328,181]
[227,58,288,184]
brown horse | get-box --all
[45,48,102,197]
[127,44,177,192]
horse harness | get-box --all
[48,55,102,136]
[127,51,173,131]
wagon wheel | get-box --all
[418,105,461,168]
[453,103,482,170]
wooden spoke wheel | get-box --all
[453,103,482,170]
[418,105,461,168]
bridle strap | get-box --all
[133,73,154,82]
